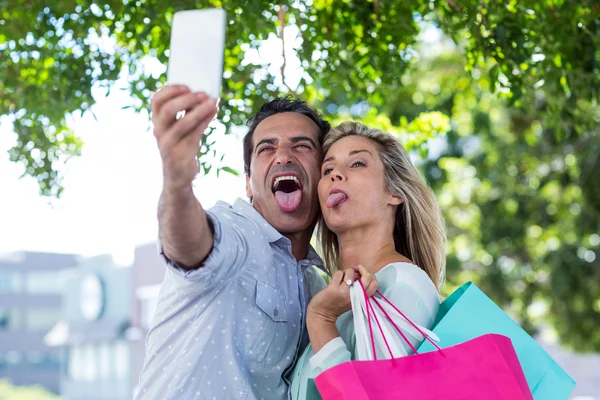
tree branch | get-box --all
[279,4,296,95]
[448,0,462,12]
[479,5,489,29]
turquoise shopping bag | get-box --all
[418,282,575,400]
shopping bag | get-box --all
[349,278,439,360]
[315,282,533,400]
[418,282,576,399]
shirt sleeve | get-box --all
[309,337,351,375]
[159,203,258,294]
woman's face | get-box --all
[318,135,401,234]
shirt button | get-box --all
[274,308,279,316]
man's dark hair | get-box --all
[243,96,331,175]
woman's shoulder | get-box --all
[376,262,440,317]
[376,261,437,290]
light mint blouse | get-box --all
[289,262,440,400]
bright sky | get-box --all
[0,81,247,265]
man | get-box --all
[135,85,331,400]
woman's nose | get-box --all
[330,170,343,181]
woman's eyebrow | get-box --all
[349,149,372,156]
[323,149,371,164]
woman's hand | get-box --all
[307,265,378,352]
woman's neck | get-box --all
[337,225,411,273]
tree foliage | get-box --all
[1,0,598,195]
[1,1,599,350]
[396,46,600,352]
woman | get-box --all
[290,121,446,399]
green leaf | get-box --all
[221,166,239,176]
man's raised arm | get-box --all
[152,85,218,269]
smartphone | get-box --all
[167,8,226,99]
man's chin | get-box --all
[270,210,318,234]
[256,197,318,232]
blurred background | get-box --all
[0,0,599,399]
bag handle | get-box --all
[359,280,442,360]
[363,285,392,361]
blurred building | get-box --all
[46,243,164,400]
[0,251,79,394]
[129,243,165,396]
[55,254,132,400]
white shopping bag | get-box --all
[350,282,439,361]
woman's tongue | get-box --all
[326,192,347,208]
[275,189,303,212]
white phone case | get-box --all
[167,9,226,99]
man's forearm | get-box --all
[158,184,213,269]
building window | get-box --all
[45,352,61,369]
[5,351,23,366]
[25,271,68,294]
[137,284,161,330]
[140,298,158,330]
[99,342,111,380]
[69,346,83,381]
[0,272,22,293]
[69,344,99,382]
[27,351,60,370]
[27,351,43,366]
[114,341,129,380]
[0,308,21,331]
[82,344,98,382]
[26,308,62,331]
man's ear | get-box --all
[389,194,403,206]
[245,174,253,200]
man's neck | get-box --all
[337,224,408,273]
[283,229,315,261]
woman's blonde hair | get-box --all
[318,121,446,289]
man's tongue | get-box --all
[275,190,303,212]
[326,192,347,208]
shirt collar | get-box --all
[233,198,283,243]
[304,246,325,270]
[232,198,325,271]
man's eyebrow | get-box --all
[290,136,317,148]
[254,138,277,151]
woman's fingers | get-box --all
[332,265,377,296]
[341,268,359,287]
[331,270,345,286]
[354,264,378,296]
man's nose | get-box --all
[275,147,294,165]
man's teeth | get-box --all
[273,175,300,190]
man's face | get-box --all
[246,112,322,235]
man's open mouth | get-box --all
[272,175,303,212]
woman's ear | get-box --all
[389,194,404,206]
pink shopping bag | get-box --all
[314,283,533,400]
